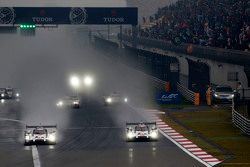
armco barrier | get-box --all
[177,82,200,105]
[238,88,250,100]
[149,75,167,89]
[120,34,250,66]
[232,100,250,135]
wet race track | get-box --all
[0,27,204,167]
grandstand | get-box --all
[128,0,250,51]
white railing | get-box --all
[232,100,250,135]
[238,88,250,100]
[150,76,166,89]
[177,82,195,103]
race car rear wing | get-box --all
[26,125,57,129]
[25,125,57,134]
[126,122,157,129]
[126,122,157,126]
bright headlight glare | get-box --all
[48,134,56,142]
[25,135,30,141]
[1,94,4,97]
[106,97,112,103]
[70,75,80,88]
[127,132,134,139]
[1,99,5,103]
[16,93,20,97]
[73,101,79,105]
[84,75,94,87]
[57,101,63,107]
[124,98,128,102]
[151,131,158,139]
[230,94,234,98]
[214,93,219,97]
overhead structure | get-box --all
[0,7,138,26]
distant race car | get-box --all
[56,96,80,109]
[0,87,20,100]
[104,92,128,106]
[24,125,57,145]
[126,122,158,141]
[212,85,234,103]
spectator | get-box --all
[138,0,250,51]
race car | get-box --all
[0,87,20,100]
[24,125,57,145]
[212,85,234,103]
[104,92,128,106]
[56,96,80,109]
[126,122,158,141]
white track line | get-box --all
[32,146,41,167]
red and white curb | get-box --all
[148,113,223,167]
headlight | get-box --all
[127,132,134,139]
[150,131,158,139]
[124,98,128,103]
[16,93,20,97]
[229,94,234,98]
[57,101,63,107]
[48,134,56,142]
[25,135,30,141]
[214,93,219,97]
[1,99,5,104]
[73,101,79,105]
[106,97,112,103]
[1,93,4,97]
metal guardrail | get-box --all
[150,76,166,89]
[177,82,195,103]
[232,100,250,135]
[120,34,250,66]
[238,88,250,100]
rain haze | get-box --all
[0,0,247,167]
[0,0,155,132]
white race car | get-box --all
[24,125,57,145]
[104,92,128,106]
[56,96,80,109]
[126,122,158,141]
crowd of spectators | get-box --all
[138,0,250,51]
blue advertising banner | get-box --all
[0,7,138,25]
[156,91,181,104]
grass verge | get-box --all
[160,107,250,167]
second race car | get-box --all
[24,125,57,145]
[56,96,80,109]
[104,92,128,106]
[126,122,158,141]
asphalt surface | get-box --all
[0,27,204,167]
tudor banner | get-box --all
[0,7,138,25]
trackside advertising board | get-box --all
[156,91,181,104]
[0,7,138,25]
